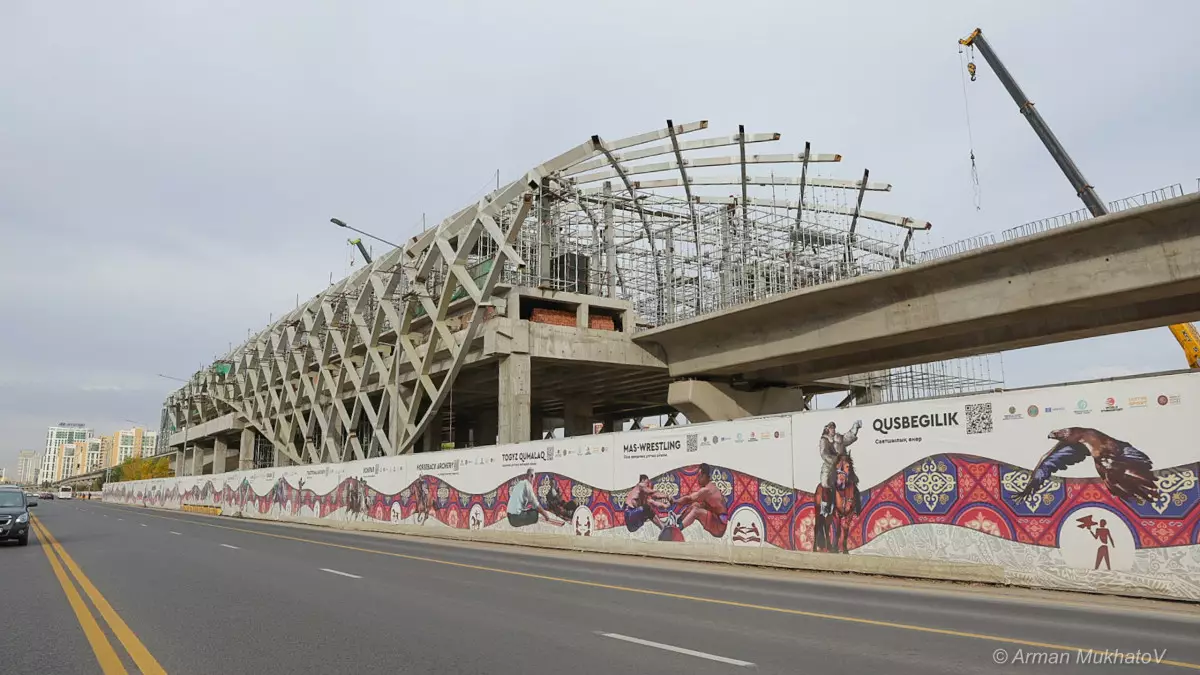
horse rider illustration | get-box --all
[819,420,861,517]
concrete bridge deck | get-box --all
[635,193,1200,420]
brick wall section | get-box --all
[529,308,576,327]
[588,315,616,331]
[527,308,616,331]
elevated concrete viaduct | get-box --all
[636,193,1200,421]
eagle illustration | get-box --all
[1015,427,1160,504]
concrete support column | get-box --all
[854,371,889,405]
[667,379,808,423]
[173,450,185,477]
[498,353,531,444]
[238,429,255,471]
[604,416,622,433]
[564,398,594,437]
[189,446,204,476]
[212,437,228,474]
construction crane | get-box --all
[347,238,372,265]
[959,27,1200,369]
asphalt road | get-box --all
[7,500,1200,675]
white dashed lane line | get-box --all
[320,568,363,579]
[220,544,240,550]
[598,633,755,667]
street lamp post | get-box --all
[330,218,402,250]
[158,373,191,478]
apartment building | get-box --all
[41,423,92,484]
[108,427,158,467]
[16,450,40,484]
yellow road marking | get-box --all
[30,519,126,675]
[36,517,167,675]
[103,503,1200,670]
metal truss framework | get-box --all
[163,119,963,465]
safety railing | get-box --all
[1000,183,1185,242]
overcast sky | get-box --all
[2,1,1197,475]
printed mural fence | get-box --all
[106,371,1200,601]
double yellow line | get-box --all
[31,517,166,675]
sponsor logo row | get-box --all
[1000,393,1182,420]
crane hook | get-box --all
[967,61,977,82]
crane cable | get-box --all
[958,44,982,211]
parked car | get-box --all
[0,486,34,546]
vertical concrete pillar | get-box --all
[498,353,531,444]
[173,450,185,477]
[189,446,204,476]
[854,371,889,405]
[212,437,228,474]
[389,383,410,453]
[238,429,255,470]
[604,416,622,433]
[564,398,593,437]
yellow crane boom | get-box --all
[1169,323,1200,369]
[960,27,1200,370]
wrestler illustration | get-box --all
[671,463,728,538]
[624,474,669,533]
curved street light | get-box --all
[330,217,402,250]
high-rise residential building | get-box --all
[16,450,40,485]
[42,423,93,484]
[141,429,158,457]
[108,427,157,467]
[56,441,88,481]
[85,438,105,473]
[100,437,114,467]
